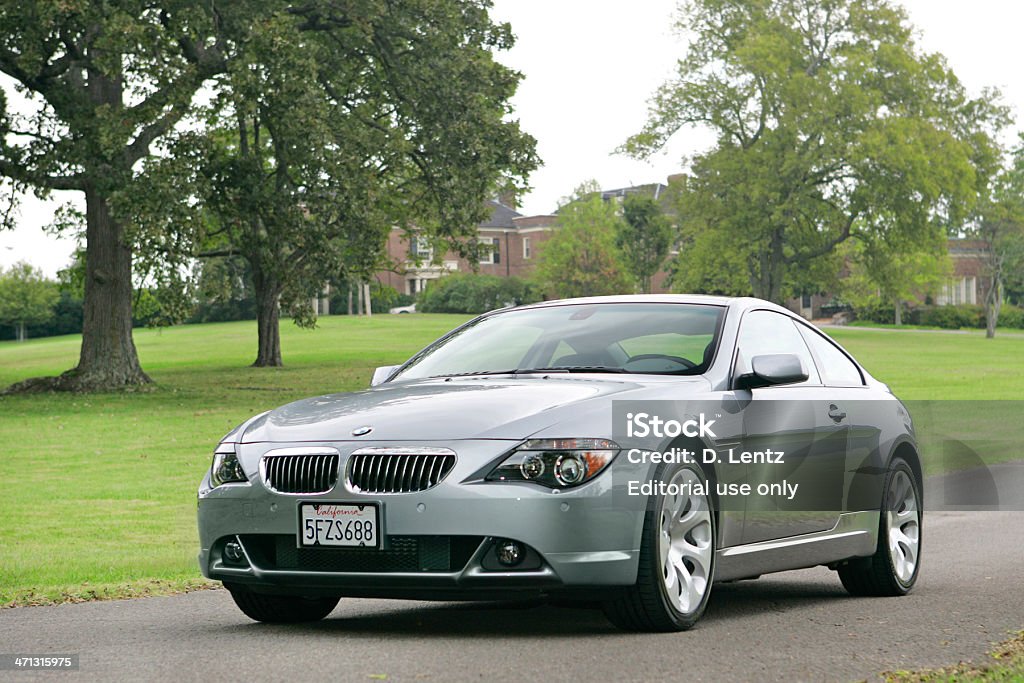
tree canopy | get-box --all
[127,1,537,366]
[625,0,1008,303]
[618,194,673,294]
[534,182,630,299]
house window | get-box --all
[801,294,812,308]
[479,237,500,265]
[410,236,433,262]
[523,237,531,259]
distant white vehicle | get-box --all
[388,303,417,314]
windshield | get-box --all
[393,302,725,380]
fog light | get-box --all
[554,454,586,485]
[495,539,524,567]
[224,540,245,563]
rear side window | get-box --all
[798,326,864,387]
[735,310,820,385]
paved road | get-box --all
[2,509,1023,682]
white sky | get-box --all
[2,0,1023,277]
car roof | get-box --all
[512,294,792,316]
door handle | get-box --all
[828,404,846,422]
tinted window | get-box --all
[735,310,819,385]
[798,326,864,386]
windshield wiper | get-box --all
[429,366,630,379]
[513,366,630,374]
[431,369,519,378]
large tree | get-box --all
[975,138,1024,337]
[624,0,1006,303]
[145,1,537,366]
[0,1,252,390]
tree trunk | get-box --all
[363,282,372,317]
[356,282,363,316]
[253,271,283,367]
[985,280,1002,339]
[347,285,353,315]
[749,228,786,303]
[894,299,902,327]
[16,321,25,342]
[45,186,151,391]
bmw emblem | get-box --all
[352,426,373,437]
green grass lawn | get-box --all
[0,317,1021,606]
[0,314,471,606]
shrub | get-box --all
[852,301,1003,329]
[852,299,895,325]
[418,274,538,314]
[916,304,985,329]
[998,304,1024,329]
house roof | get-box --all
[478,200,523,229]
[600,183,669,201]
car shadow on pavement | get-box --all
[705,577,853,622]
[208,575,860,638]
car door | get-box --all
[730,310,848,544]
[796,324,881,514]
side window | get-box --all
[735,310,820,385]
[797,326,864,387]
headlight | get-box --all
[210,445,247,487]
[486,438,619,489]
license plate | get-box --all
[299,503,379,548]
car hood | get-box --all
[237,375,707,443]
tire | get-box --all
[603,463,716,632]
[838,456,922,597]
[227,584,339,623]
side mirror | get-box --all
[735,354,808,390]
[370,365,400,387]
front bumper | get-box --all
[197,440,644,599]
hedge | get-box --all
[854,302,1024,329]
[417,274,538,314]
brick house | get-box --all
[372,179,683,298]
[935,239,990,306]
[786,238,992,320]
[374,200,559,296]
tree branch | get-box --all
[123,104,187,166]
[0,158,85,191]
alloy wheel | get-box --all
[658,468,713,614]
[886,469,921,584]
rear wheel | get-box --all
[603,464,716,631]
[838,457,922,596]
[227,584,339,623]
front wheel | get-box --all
[227,584,340,623]
[838,457,922,596]
[603,464,716,631]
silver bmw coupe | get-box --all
[198,295,922,631]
